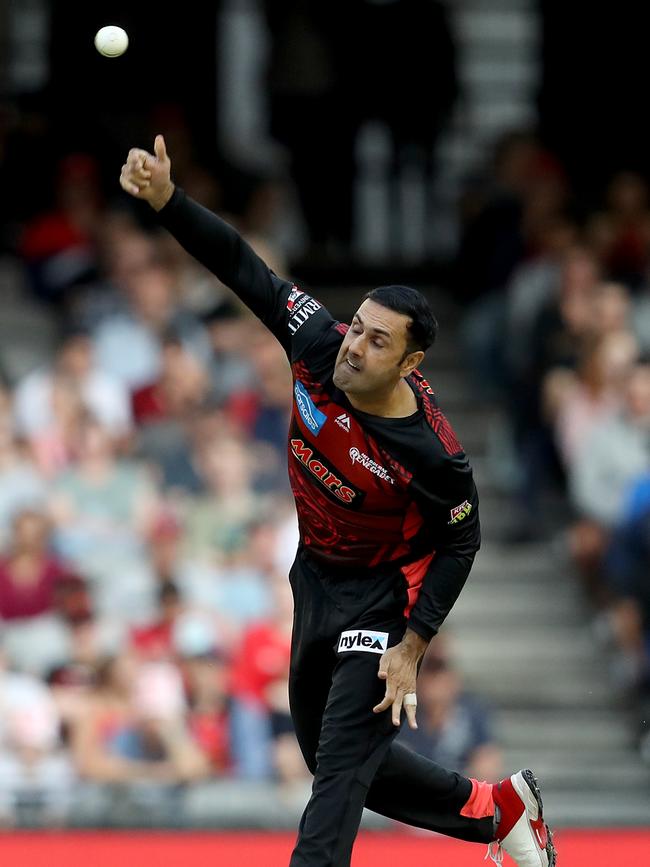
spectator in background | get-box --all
[202,300,256,407]
[0,647,75,827]
[13,325,132,451]
[144,510,197,593]
[398,641,501,781]
[93,258,209,390]
[49,414,158,624]
[460,135,571,404]
[24,376,83,480]
[504,215,579,390]
[70,653,209,799]
[18,154,103,305]
[77,218,159,328]
[183,434,266,564]
[132,334,209,493]
[0,510,83,624]
[586,171,650,291]
[0,510,81,676]
[226,327,292,476]
[229,576,296,782]
[47,612,125,737]
[0,404,47,545]
[569,361,650,602]
[505,251,628,540]
[132,334,209,427]
[457,131,558,303]
[547,330,638,469]
[603,489,650,689]
[130,582,185,662]
[175,612,232,775]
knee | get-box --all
[294,734,318,775]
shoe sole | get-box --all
[519,768,557,866]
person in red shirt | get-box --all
[131,334,208,425]
[0,509,84,622]
[229,576,293,780]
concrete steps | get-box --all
[419,324,650,825]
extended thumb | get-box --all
[154,134,168,161]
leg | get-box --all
[289,648,399,867]
[287,553,493,861]
[366,741,494,843]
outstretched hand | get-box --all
[120,134,175,211]
[372,629,428,729]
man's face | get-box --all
[333,299,418,396]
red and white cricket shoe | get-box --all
[486,769,556,866]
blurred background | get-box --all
[1,0,650,852]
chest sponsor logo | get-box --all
[290,435,363,506]
[349,447,395,485]
[449,500,472,525]
[294,380,327,435]
[287,297,322,335]
[286,285,304,312]
[337,630,388,655]
[335,413,350,432]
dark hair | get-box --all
[363,285,438,353]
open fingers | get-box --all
[404,699,418,730]
[391,689,404,727]
[372,685,395,715]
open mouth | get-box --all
[346,358,361,371]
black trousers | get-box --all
[288,549,494,867]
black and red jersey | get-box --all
[158,189,480,640]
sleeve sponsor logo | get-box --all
[448,500,472,525]
[349,447,394,484]
[294,380,327,436]
[337,629,388,654]
[289,428,365,508]
[286,285,304,312]
[287,297,322,335]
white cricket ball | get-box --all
[94,25,129,58]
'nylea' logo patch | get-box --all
[294,380,327,435]
[337,630,389,654]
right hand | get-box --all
[119,134,175,211]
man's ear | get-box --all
[399,350,425,378]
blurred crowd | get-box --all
[0,184,304,825]
[458,131,650,741]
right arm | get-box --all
[120,136,331,356]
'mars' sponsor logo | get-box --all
[290,437,359,505]
[337,630,389,654]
